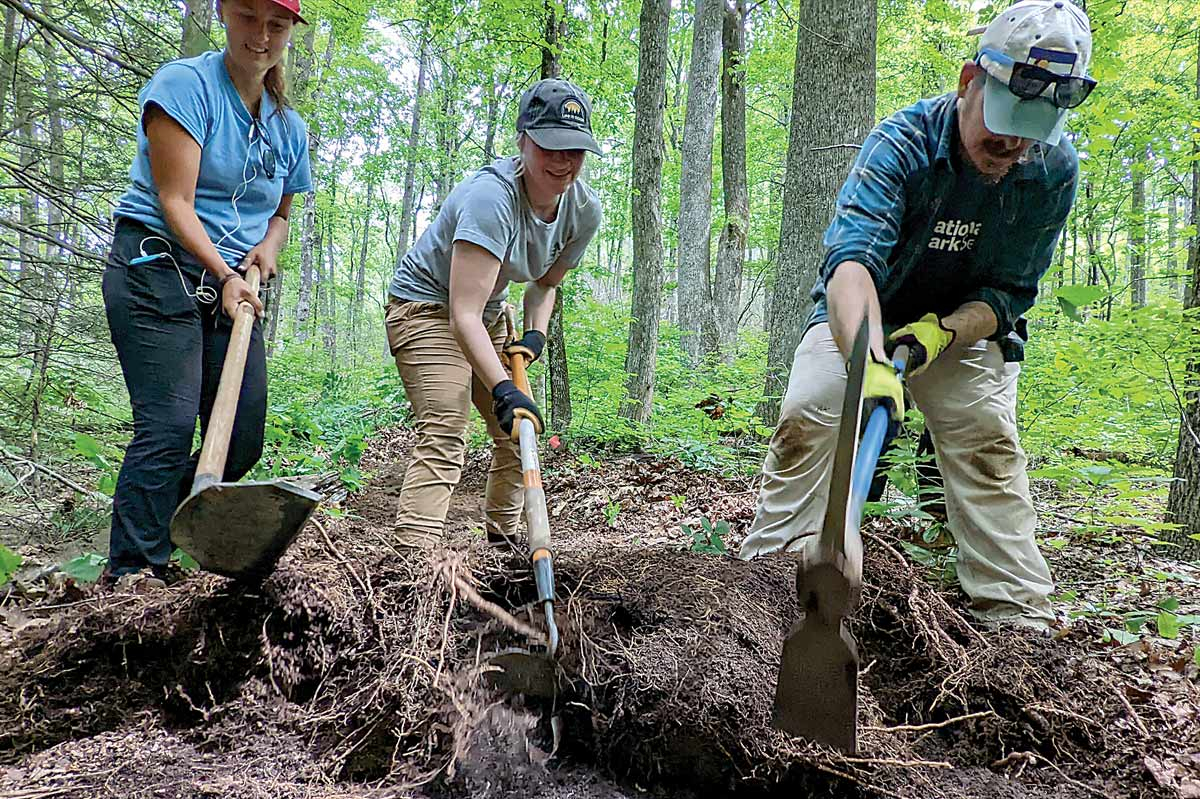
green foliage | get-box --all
[0,544,21,584]
[603,501,621,527]
[61,553,106,583]
[684,516,730,554]
[73,433,119,496]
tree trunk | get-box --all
[621,0,670,424]
[322,217,337,362]
[675,0,723,365]
[394,34,427,265]
[541,3,571,430]
[713,0,747,363]
[1168,194,1179,301]
[181,0,211,58]
[352,179,373,357]
[294,194,317,343]
[0,6,17,132]
[1165,26,1200,559]
[1130,148,1147,308]
[760,0,877,425]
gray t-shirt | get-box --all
[388,157,602,315]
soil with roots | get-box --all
[1,428,1196,798]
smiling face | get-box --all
[219,0,295,74]
[518,134,586,205]
[956,62,1034,184]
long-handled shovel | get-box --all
[772,314,907,753]
[171,266,322,580]
[484,305,561,698]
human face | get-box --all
[519,135,586,205]
[220,0,294,74]
[956,62,1033,184]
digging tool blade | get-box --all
[172,479,321,580]
[772,314,870,753]
[168,266,322,581]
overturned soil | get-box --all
[1,428,1197,798]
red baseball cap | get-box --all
[268,0,308,24]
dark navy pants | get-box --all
[102,219,267,576]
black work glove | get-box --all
[492,379,545,438]
[503,330,546,365]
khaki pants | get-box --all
[740,323,1054,622]
[384,299,523,547]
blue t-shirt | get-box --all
[114,50,314,266]
[809,93,1078,339]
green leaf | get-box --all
[73,432,102,459]
[1105,628,1140,646]
[1054,284,1106,321]
[171,549,200,571]
[1157,611,1180,639]
[0,544,22,583]
[1157,596,1180,612]
[61,553,107,583]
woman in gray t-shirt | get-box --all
[383,79,603,548]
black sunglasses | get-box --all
[251,118,278,180]
[979,48,1097,110]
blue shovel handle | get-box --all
[848,346,909,523]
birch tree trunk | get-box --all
[621,0,670,423]
[713,0,747,363]
[1130,148,1147,307]
[760,0,877,425]
[675,0,723,365]
[181,0,212,58]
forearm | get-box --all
[826,261,887,362]
[522,281,556,334]
[450,311,509,390]
[942,301,998,348]
[259,214,290,257]
[160,197,234,279]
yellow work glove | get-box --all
[863,357,905,422]
[889,313,955,378]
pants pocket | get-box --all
[127,261,199,319]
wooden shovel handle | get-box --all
[192,266,261,492]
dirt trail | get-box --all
[0,428,1194,798]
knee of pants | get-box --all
[126,417,196,464]
[765,405,837,472]
[930,422,1025,484]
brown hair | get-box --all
[265,63,289,117]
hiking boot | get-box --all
[485,525,522,552]
[114,568,167,593]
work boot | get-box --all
[485,524,521,552]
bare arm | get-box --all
[146,106,262,317]
[449,241,508,390]
[826,261,887,362]
[522,257,572,335]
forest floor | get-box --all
[1,427,1199,798]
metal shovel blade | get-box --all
[171,480,321,579]
[484,648,559,698]
[773,612,859,754]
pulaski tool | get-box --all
[171,266,322,580]
[772,313,908,753]
[485,304,561,698]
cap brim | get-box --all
[267,0,308,24]
[525,127,603,156]
[982,75,1066,145]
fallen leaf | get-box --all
[1146,756,1176,788]
[1179,779,1200,799]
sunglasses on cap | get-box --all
[978,47,1097,110]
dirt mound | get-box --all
[0,428,1187,798]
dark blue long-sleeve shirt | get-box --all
[808,93,1078,339]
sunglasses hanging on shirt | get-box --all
[250,117,278,180]
[979,47,1097,110]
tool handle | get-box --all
[848,343,911,522]
[192,266,260,492]
[891,344,910,377]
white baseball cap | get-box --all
[969,0,1093,145]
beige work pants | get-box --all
[740,323,1054,623]
[384,299,523,547]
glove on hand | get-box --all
[502,330,546,365]
[863,357,905,422]
[889,313,955,378]
[492,379,545,438]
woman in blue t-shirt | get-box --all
[102,0,313,587]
